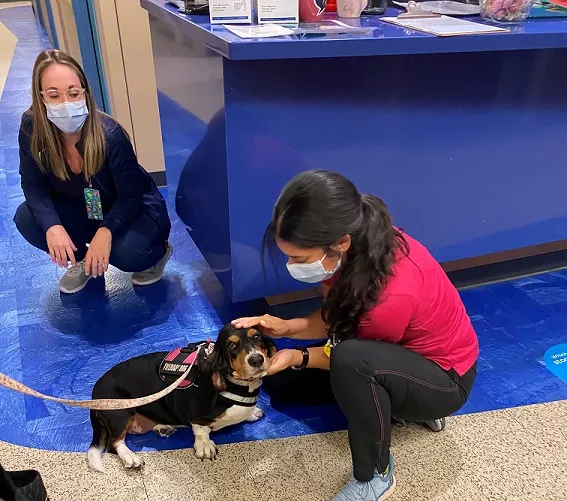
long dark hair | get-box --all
[263,170,408,341]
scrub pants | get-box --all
[14,201,169,272]
[263,339,477,482]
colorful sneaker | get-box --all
[332,455,396,501]
[424,417,446,432]
[59,260,91,294]
[131,242,173,286]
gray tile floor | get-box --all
[3,400,566,501]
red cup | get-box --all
[299,0,328,22]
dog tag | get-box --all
[84,187,104,221]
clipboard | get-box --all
[382,1,509,36]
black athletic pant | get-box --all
[263,339,477,482]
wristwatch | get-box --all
[291,346,309,370]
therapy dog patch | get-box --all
[159,340,214,389]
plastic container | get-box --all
[336,0,368,17]
[480,0,535,21]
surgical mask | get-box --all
[286,253,342,284]
[46,100,89,134]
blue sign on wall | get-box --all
[544,344,567,384]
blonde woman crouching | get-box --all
[14,50,172,294]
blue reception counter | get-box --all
[142,0,567,302]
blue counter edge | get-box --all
[141,0,567,60]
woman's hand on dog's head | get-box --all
[231,315,290,339]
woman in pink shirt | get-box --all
[233,170,478,501]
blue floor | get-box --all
[0,6,566,453]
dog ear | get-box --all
[262,336,277,358]
[211,371,227,392]
[217,323,236,343]
[203,350,228,392]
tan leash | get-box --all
[0,344,205,411]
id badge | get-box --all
[84,188,104,221]
[323,335,338,358]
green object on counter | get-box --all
[530,0,567,17]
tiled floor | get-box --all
[1,400,566,501]
[1,4,567,501]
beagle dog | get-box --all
[87,324,276,472]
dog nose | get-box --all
[248,353,265,368]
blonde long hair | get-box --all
[28,50,106,181]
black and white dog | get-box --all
[87,324,276,472]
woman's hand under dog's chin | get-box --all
[265,349,303,376]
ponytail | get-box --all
[322,195,408,342]
[263,170,407,341]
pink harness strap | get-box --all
[159,340,214,389]
[164,348,199,365]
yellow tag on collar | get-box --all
[323,340,332,358]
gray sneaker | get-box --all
[131,243,173,286]
[424,417,446,432]
[59,260,91,294]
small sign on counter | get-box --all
[209,0,253,24]
[256,0,300,24]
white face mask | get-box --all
[286,253,342,284]
[46,100,89,134]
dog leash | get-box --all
[0,344,206,411]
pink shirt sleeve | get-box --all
[358,293,417,344]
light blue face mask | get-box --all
[286,253,342,284]
[46,100,89,134]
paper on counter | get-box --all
[224,24,294,38]
[290,19,374,35]
[393,1,481,15]
[381,15,508,36]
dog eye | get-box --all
[253,333,261,341]
[228,342,237,350]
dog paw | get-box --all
[121,451,145,470]
[246,406,264,422]
[194,438,218,460]
[87,447,105,473]
[153,425,177,438]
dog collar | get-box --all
[218,390,259,406]
[218,380,261,407]
[226,373,265,385]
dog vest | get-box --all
[159,341,261,407]
[159,340,214,389]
